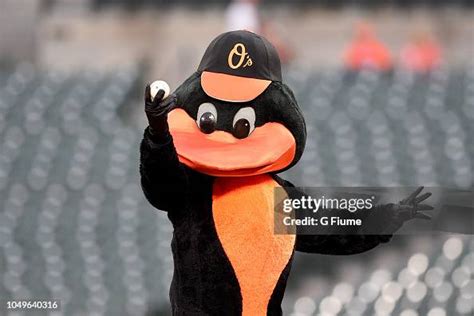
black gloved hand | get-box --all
[383,186,434,234]
[144,84,177,142]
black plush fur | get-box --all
[140,73,397,315]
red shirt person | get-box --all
[344,22,393,71]
[400,32,441,72]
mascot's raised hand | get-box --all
[144,82,176,141]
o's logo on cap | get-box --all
[228,43,253,69]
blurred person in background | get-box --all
[225,0,261,32]
[343,21,393,71]
[225,0,294,64]
[400,30,442,73]
[260,21,294,65]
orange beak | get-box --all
[168,108,296,177]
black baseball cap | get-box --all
[198,30,282,102]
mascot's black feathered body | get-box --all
[140,31,432,315]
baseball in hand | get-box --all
[150,80,170,101]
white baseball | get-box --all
[150,80,170,101]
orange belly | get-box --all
[212,175,295,316]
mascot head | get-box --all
[168,30,306,176]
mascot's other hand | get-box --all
[144,84,177,138]
[382,186,434,234]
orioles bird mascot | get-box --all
[140,30,432,315]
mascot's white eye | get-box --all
[196,103,217,134]
[232,107,256,139]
